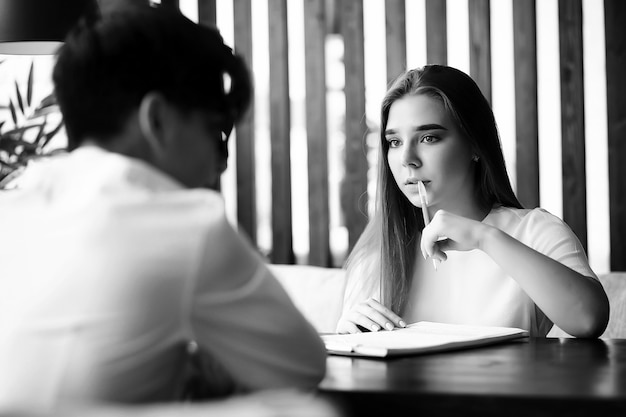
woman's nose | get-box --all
[401,145,422,168]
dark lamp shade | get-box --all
[0,0,99,55]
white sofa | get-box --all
[269,265,346,334]
[270,264,626,339]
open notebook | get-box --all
[322,321,529,358]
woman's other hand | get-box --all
[336,298,406,334]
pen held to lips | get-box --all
[417,181,439,271]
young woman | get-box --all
[337,65,609,338]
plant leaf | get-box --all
[40,119,65,149]
[26,60,34,108]
[31,93,59,118]
[34,116,47,146]
[8,99,17,125]
[0,137,33,153]
[14,81,25,115]
[0,124,41,139]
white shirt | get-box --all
[0,147,326,411]
[342,206,597,336]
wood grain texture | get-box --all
[425,0,447,65]
[268,0,294,263]
[468,0,491,103]
[605,0,626,271]
[197,0,216,26]
[320,338,626,416]
[233,0,257,244]
[340,0,369,252]
[558,0,587,249]
[512,0,539,209]
[304,0,331,266]
[385,0,407,86]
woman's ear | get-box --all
[138,92,168,155]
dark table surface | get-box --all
[318,337,626,417]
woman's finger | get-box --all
[365,298,406,328]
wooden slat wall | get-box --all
[512,0,539,210]
[605,0,626,271]
[160,0,179,11]
[425,0,447,65]
[558,0,587,250]
[385,0,406,86]
[232,0,256,244]
[340,0,368,253]
[468,0,491,103]
[195,0,626,271]
[267,0,294,264]
[304,0,331,266]
[197,0,216,25]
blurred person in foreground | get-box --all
[0,4,327,413]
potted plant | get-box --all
[0,59,65,188]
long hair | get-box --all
[345,65,522,315]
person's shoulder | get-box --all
[154,188,227,225]
[489,206,561,221]
[518,207,566,226]
[486,206,567,231]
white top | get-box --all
[342,206,597,336]
[0,147,326,411]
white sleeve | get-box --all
[186,205,326,392]
[520,209,597,279]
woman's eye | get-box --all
[386,138,401,148]
[421,135,439,144]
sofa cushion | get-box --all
[272,266,626,339]
[546,272,626,338]
[269,264,346,334]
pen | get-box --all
[418,181,438,270]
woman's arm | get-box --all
[421,210,609,338]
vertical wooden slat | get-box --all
[233,0,257,244]
[605,0,626,271]
[512,0,539,209]
[267,0,294,264]
[304,0,331,266]
[385,0,406,85]
[425,0,447,65]
[468,0,491,103]
[160,0,179,10]
[558,0,587,249]
[197,0,216,26]
[340,0,369,252]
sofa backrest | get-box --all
[271,265,626,339]
[598,272,626,339]
[269,264,347,334]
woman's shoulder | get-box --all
[486,206,567,231]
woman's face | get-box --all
[385,94,477,215]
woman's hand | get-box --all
[420,209,492,263]
[336,298,406,334]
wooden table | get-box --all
[318,338,626,417]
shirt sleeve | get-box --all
[185,198,326,392]
[518,209,598,336]
[520,208,597,279]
